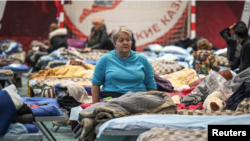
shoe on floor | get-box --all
[52,119,71,126]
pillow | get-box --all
[156,54,178,61]
[160,45,189,56]
[148,44,163,53]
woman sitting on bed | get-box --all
[91,26,156,103]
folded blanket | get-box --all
[0,90,16,137]
[0,57,15,67]
[54,80,92,104]
[154,74,174,92]
[0,69,13,76]
[9,51,26,63]
[78,91,176,141]
[3,123,28,136]
[23,124,39,133]
[22,97,60,107]
[31,105,62,116]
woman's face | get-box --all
[115,32,132,53]
[93,23,102,31]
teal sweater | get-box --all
[91,50,156,94]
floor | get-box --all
[18,76,78,141]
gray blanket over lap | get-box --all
[77,91,177,141]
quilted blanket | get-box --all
[0,69,13,76]
[150,59,184,75]
[137,127,207,141]
[60,48,109,61]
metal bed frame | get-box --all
[33,109,67,141]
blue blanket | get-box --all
[85,60,98,65]
[3,123,28,136]
[31,105,62,116]
[0,64,29,72]
[4,42,22,55]
[23,124,39,133]
[0,90,16,137]
[21,97,60,107]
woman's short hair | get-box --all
[111,26,132,44]
[197,39,212,50]
[92,17,104,26]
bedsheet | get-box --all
[97,114,250,138]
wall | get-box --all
[196,1,245,48]
[0,1,57,51]
[0,1,247,51]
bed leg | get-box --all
[34,122,53,141]
[40,121,57,141]
[52,124,60,132]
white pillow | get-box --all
[148,44,163,52]
[161,45,189,56]
[3,84,23,110]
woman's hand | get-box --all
[84,47,92,51]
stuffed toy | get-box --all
[203,91,226,111]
